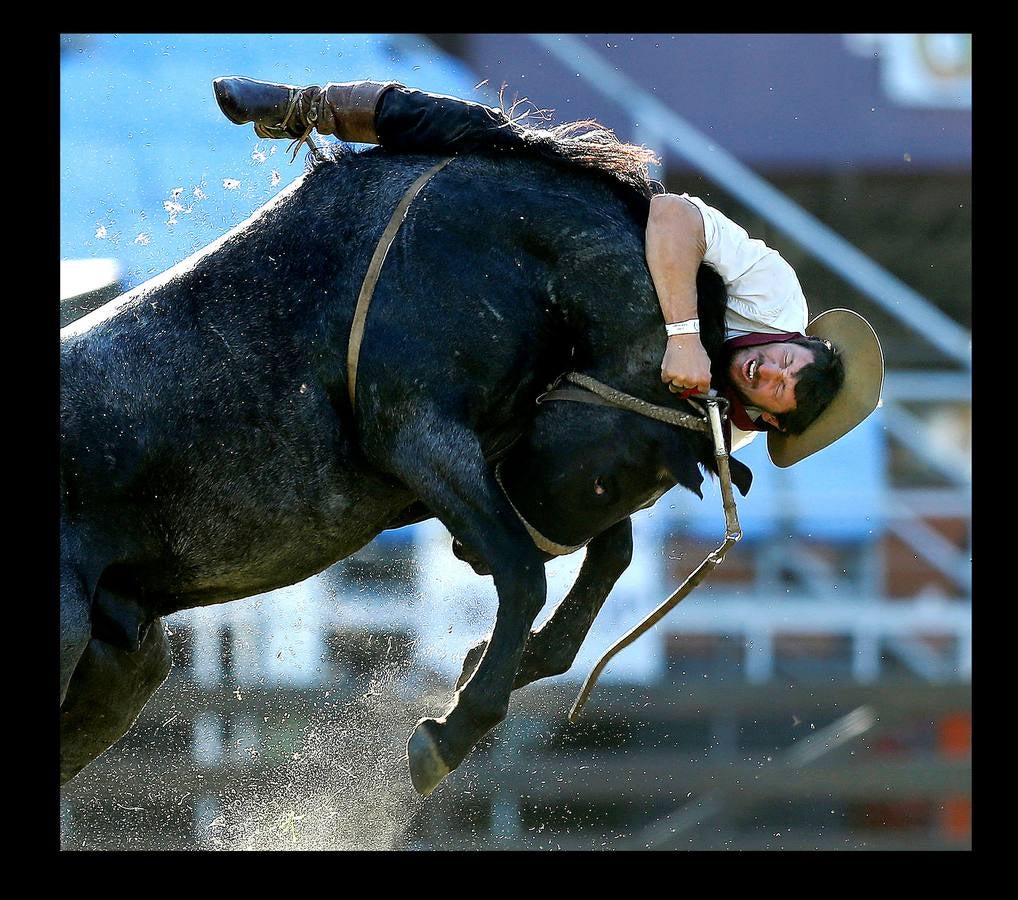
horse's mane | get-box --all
[488,91,662,199]
[502,101,661,201]
[517,119,659,197]
[304,93,661,207]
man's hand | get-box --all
[661,335,712,394]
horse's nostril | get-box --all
[594,477,606,495]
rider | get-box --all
[213,76,883,467]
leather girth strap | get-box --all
[347,156,455,411]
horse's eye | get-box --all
[593,476,607,496]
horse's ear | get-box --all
[728,456,753,497]
[702,449,753,498]
[662,440,705,499]
[664,435,753,499]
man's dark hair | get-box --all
[771,336,845,435]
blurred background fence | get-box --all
[59,33,971,851]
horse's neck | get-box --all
[578,262,730,406]
[583,314,664,404]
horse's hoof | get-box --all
[407,718,451,796]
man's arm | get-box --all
[646,194,713,394]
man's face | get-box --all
[726,341,815,430]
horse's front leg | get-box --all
[381,413,547,795]
[456,516,633,691]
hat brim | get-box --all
[767,309,884,468]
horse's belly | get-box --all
[108,458,416,615]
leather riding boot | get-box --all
[214,76,528,158]
[213,76,396,153]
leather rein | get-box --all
[538,371,713,436]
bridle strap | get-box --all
[494,461,588,557]
[539,372,715,436]
[521,372,747,720]
[568,397,742,722]
[347,156,454,412]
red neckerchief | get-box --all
[676,331,805,443]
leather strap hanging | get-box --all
[568,396,742,721]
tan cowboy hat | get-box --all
[768,309,884,468]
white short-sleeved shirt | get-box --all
[680,194,810,450]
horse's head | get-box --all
[454,392,753,574]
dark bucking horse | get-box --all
[60,134,751,794]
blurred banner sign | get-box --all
[845,34,972,109]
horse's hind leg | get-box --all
[60,541,92,706]
[380,413,547,795]
[60,620,172,786]
[457,517,634,691]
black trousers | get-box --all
[375,86,528,154]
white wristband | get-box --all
[665,319,700,336]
